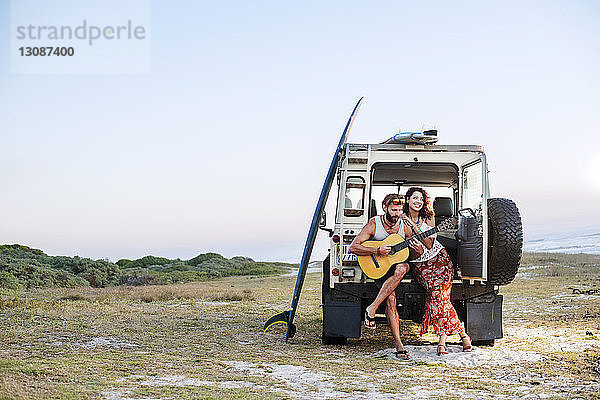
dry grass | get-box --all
[521,251,600,269]
[1,252,599,399]
[52,281,257,303]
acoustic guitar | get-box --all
[357,217,457,279]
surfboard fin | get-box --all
[263,311,297,341]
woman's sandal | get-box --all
[461,335,473,352]
[437,344,448,356]
[364,310,376,329]
[395,349,411,361]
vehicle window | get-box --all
[344,176,365,216]
[370,185,453,215]
[462,161,483,213]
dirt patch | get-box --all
[226,361,397,399]
[370,344,542,367]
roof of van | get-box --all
[347,143,484,153]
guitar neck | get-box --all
[413,226,439,241]
[392,226,439,252]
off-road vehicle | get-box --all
[320,131,523,345]
[264,98,522,345]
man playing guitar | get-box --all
[348,193,424,361]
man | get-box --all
[348,193,423,361]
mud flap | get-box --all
[322,298,361,339]
[465,294,503,341]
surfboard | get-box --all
[382,129,438,145]
[263,97,364,342]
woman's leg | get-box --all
[459,330,472,352]
[437,332,448,355]
[425,252,464,336]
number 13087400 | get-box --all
[19,47,74,56]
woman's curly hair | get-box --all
[402,187,433,221]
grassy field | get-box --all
[1,252,600,399]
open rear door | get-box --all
[458,155,488,280]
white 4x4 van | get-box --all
[320,131,522,345]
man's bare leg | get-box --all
[385,293,402,348]
[365,263,409,319]
[385,291,411,360]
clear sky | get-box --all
[1,0,599,262]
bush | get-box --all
[0,260,88,288]
[119,268,161,286]
[1,244,292,288]
[0,245,118,288]
[0,270,22,289]
[112,255,174,269]
[187,253,225,266]
[231,256,254,262]
[116,258,132,267]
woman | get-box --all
[402,187,472,355]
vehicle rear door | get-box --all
[458,155,488,280]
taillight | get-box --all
[332,268,340,276]
[332,234,340,243]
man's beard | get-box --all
[385,212,399,225]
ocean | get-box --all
[280,230,600,265]
[523,231,600,255]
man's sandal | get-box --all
[364,311,376,329]
[461,335,473,352]
[395,349,411,361]
[437,344,448,356]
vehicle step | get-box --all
[348,157,368,164]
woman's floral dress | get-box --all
[410,234,464,336]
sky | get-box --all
[1,0,599,263]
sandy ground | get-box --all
[97,322,600,400]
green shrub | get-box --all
[0,245,118,288]
[117,255,175,269]
[116,258,132,267]
[0,270,22,289]
[119,268,161,286]
[187,252,225,266]
[1,244,292,288]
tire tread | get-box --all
[487,198,523,285]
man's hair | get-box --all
[382,193,403,209]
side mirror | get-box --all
[318,211,334,237]
[319,211,327,227]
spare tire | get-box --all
[487,198,523,285]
